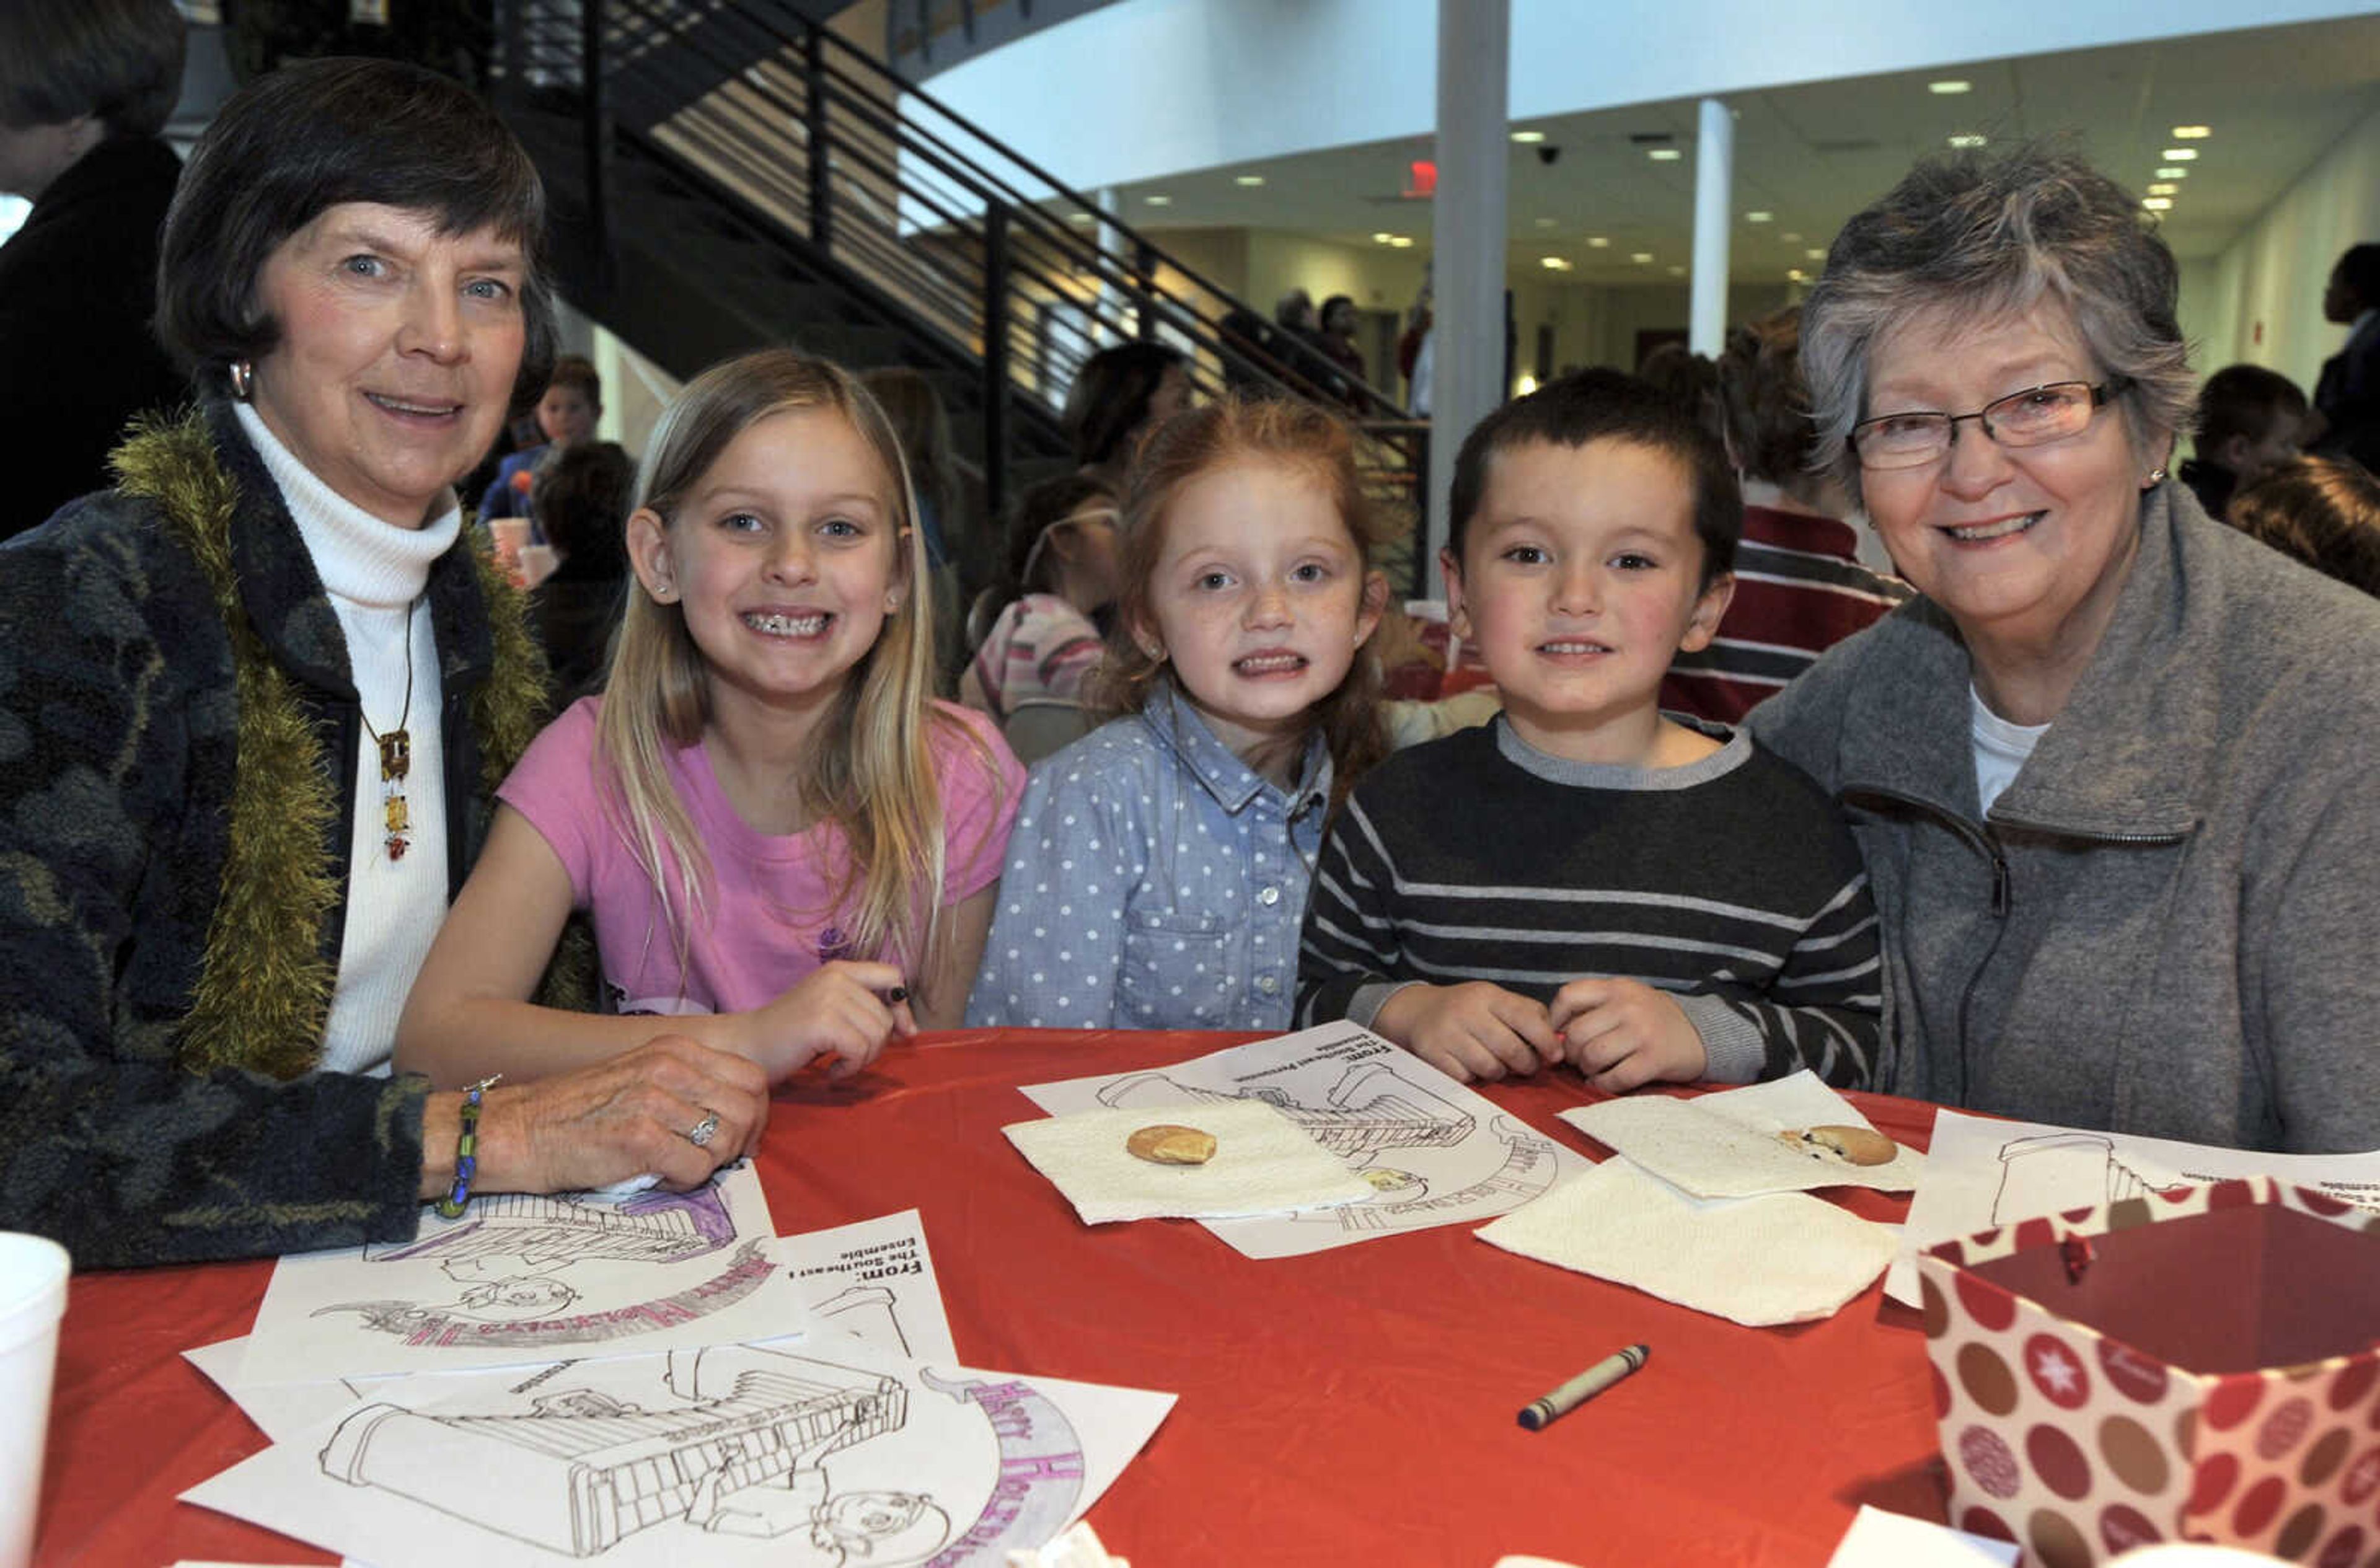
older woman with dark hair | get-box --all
[1748,146,2380,1154]
[0,57,767,1269]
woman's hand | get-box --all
[731,960,917,1082]
[421,1034,772,1198]
[1551,979,1707,1091]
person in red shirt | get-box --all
[1660,308,1910,723]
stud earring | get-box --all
[2143,466,2168,490]
[227,361,254,402]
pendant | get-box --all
[379,727,412,862]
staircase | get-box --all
[474,0,1426,578]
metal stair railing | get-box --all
[490,0,1428,586]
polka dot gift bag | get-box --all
[1918,1176,2380,1568]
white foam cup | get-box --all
[0,1233,70,1568]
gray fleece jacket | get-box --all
[1748,484,2380,1153]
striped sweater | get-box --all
[1294,718,1881,1086]
[1659,504,1909,725]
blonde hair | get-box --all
[598,349,970,998]
[1098,394,1391,813]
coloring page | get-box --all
[185,1341,1175,1568]
[1021,1023,1589,1258]
[241,1164,810,1384]
[1887,1109,2380,1305]
[782,1209,959,1366]
[185,1210,956,1443]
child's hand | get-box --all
[738,961,917,1082]
[1549,979,1706,1091]
[1372,982,1561,1083]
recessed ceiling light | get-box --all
[1805,247,1826,260]
[1929,80,1972,95]
[1510,130,1547,144]
[1666,265,1685,276]
[1234,174,1266,187]
[1781,231,1802,242]
[2171,125,2211,139]
[1540,256,1572,270]
[2146,183,2178,196]
[1067,211,1093,225]
[1631,251,1654,263]
[1647,148,1682,162]
[1746,211,1773,223]
[2141,197,2173,211]
[1372,232,1396,244]
[1144,194,1171,206]
[2156,167,2189,181]
[1389,236,1415,248]
[1587,236,1611,248]
[1947,133,1988,149]
[1788,268,1808,282]
[2160,148,2198,162]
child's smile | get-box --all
[1141,459,1382,769]
[630,406,906,733]
[1447,436,1731,767]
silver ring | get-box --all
[685,1111,721,1148]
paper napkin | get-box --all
[1003,1101,1373,1224]
[1477,1158,1898,1326]
[1561,1072,1923,1199]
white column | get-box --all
[1690,97,1734,356]
[1427,0,1510,596]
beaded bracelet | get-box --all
[434,1074,501,1219]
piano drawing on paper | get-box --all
[317,1346,1091,1564]
[1066,1026,1579,1246]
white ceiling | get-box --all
[1108,15,2380,286]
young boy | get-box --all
[1295,369,1880,1090]
[478,355,604,521]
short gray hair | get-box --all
[1801,144,2193,503]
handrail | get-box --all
[480,0,1427,581]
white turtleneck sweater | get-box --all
[234,403,458,1076]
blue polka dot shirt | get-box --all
[964,682,1331,1030]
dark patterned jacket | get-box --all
[0,403,550,1267]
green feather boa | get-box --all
[113,409,553,1081]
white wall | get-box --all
[2185,102,2380,397]
[927,0,2378,192]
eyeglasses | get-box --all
[1850,380,2123,470]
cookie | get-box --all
[1126,1124,1217,1166]
[1778,1124,1897,1167]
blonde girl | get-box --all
[964,395,1390,1031]
[401,351,1024,1086]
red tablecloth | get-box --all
[35,1031,1952,1566]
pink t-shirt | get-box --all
[501,697,1025,1015]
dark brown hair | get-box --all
[155,56,555,407]
[1446,367,1741,587]
[545,354,602,406]
[1716,307,1830,506]
[1063,341,1186,471]
[0,0,184,137]
[1100,395,1390,811]
[2226,456,2380,598]
[2193,364,2306,459]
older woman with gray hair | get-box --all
[0,57,768,1268]
[1748,146,2380,1154]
